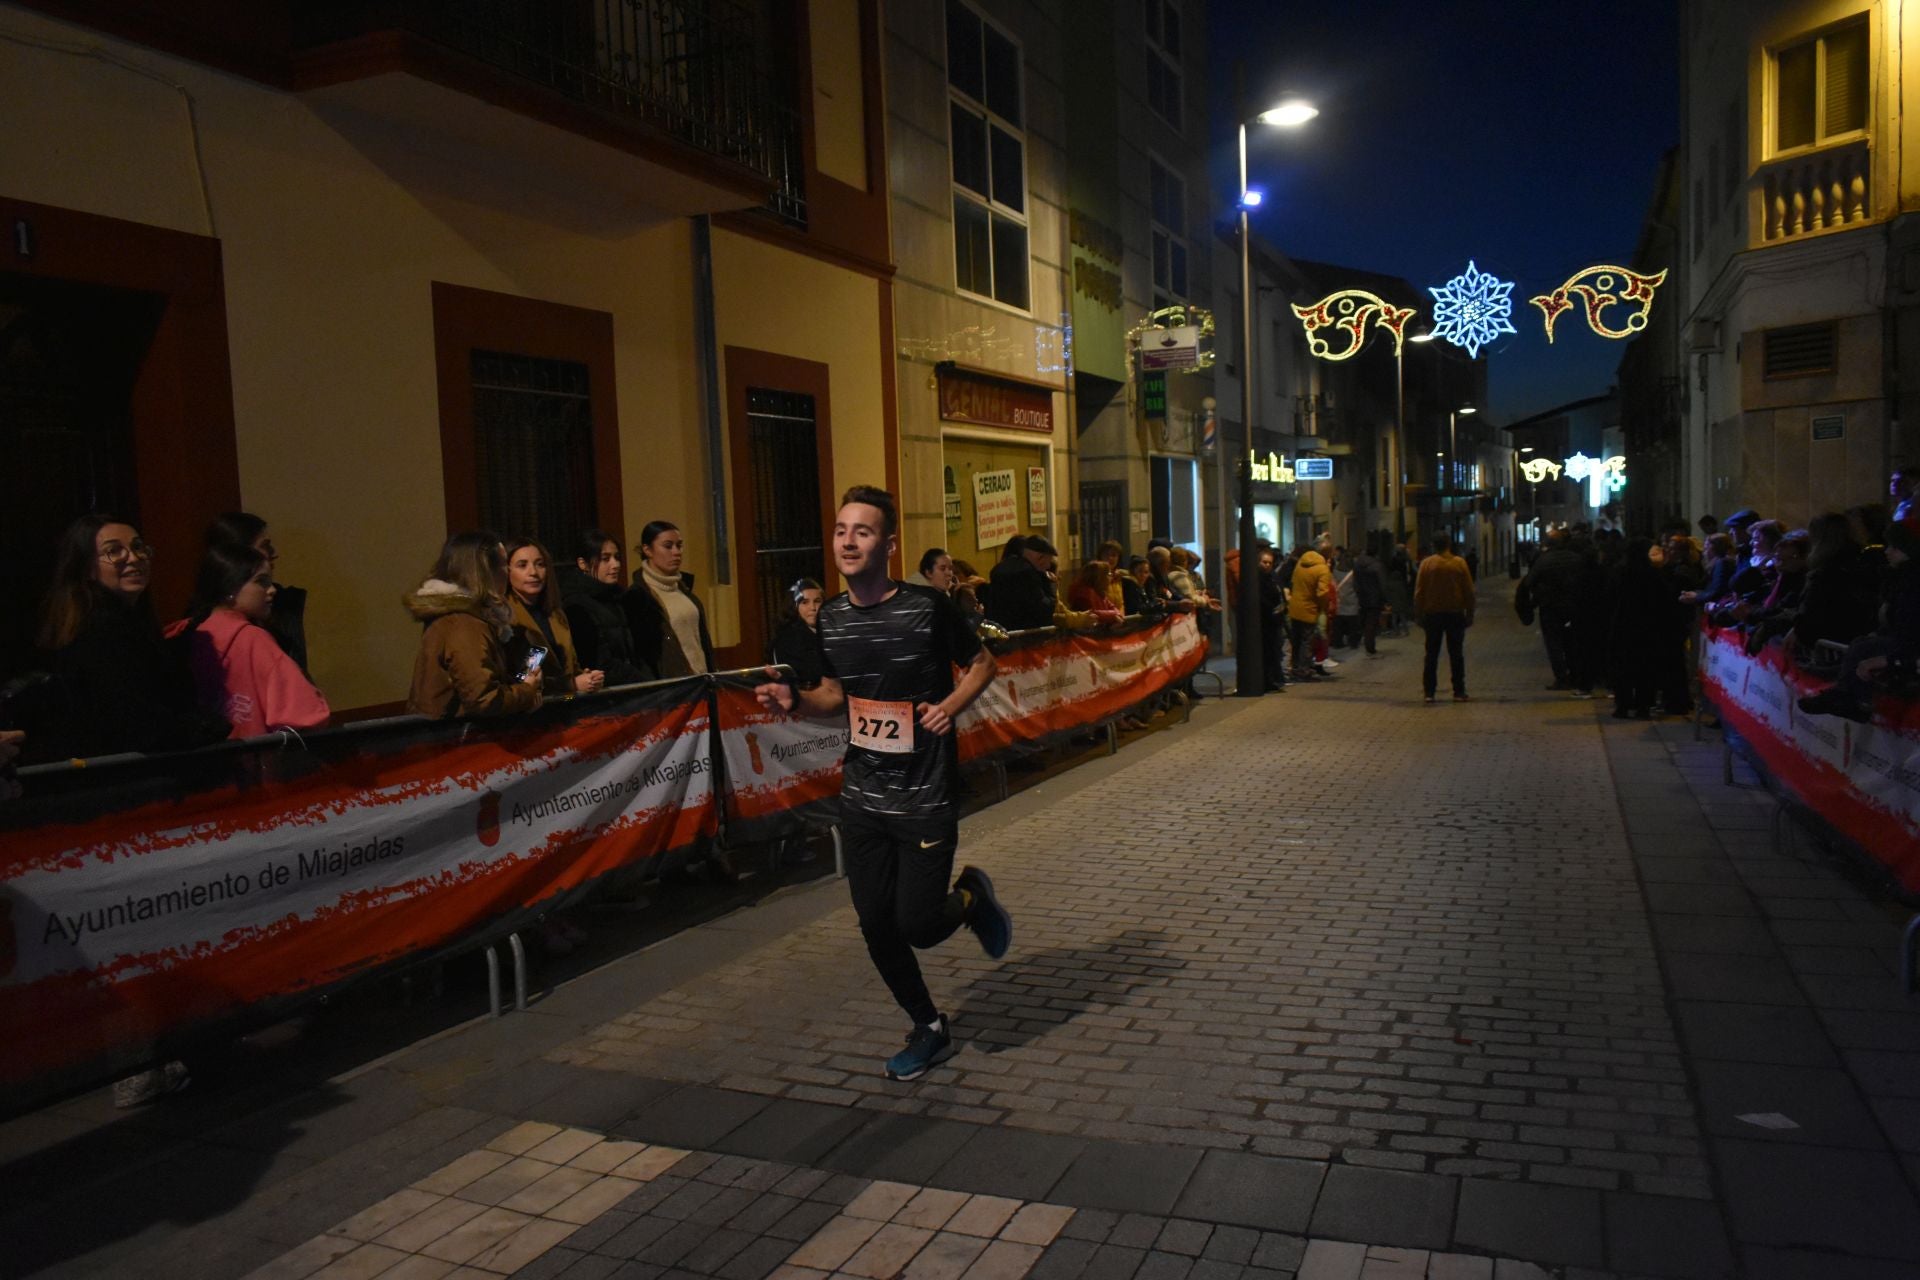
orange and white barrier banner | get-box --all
[1699,625,1920,891]
[712,682,849,842]
[0,678,715,1109]
[957,614,1209,760]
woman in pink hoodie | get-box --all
[184,542,331,738]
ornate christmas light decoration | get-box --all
[1291,290,1418,362]
[1428,261,1516,358]
[1519,458,1563,484]
[1529,266,1668,343]
[1564,453,1628,506]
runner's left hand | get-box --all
[916,701,953,736]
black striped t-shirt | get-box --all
[816,582,983,816]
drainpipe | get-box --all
[692,215,731,584]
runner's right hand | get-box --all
[754,668,795,714]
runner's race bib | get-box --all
[847,696,914,754]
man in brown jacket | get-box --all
[1413,536,1476,703]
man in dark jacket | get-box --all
[1521,529,1588,691]
[1350,548,1386,656]
[986,536,1058,631]
[1799,522,1920,722]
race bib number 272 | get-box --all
[848,696,914,754]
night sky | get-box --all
[1206,0,1679,424]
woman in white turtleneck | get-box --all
[621,520,713,678]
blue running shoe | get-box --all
[957,865,1012,959]
[885,1016,954,1081]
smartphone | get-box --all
[524,646,549,678]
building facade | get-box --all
[1680,0,1918,527]
[883,0,1216,581]
[0,0,902,709]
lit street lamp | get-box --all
[1234,95,1316,699]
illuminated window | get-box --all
[1144,0,1182,131]
[947,0,1029,310]
[1773,17,1867,154]
[1149,155,1188,307]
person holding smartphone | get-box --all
[755,486,1010,1082]
[404,532,543,718]
[504,538,604,697]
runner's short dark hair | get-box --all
[840,485,897,536]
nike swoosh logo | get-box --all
[919,839,943,848]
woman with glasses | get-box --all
[559,528,647,685]
[205,512,309,673]
[36,514,230,758]
[180,542,331,738]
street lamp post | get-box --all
[1447,405,1476,545]
[1233,97,1316,699]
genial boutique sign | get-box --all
[938,366,1054,434]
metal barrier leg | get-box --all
[1722,734,1734,786]
[831,824,846,879]
[508,932,528,1012]
[995,761,1009,803]
[1106,720,1118,755]
[485,944,502,1018]
[1904,914,1920,995]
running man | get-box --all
[755,485,1012,1080]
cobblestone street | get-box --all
[7,597,1920,1280]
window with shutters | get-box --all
[1772,17,1867,155]
[1763,322,1837,378]
[947,0,1029,311]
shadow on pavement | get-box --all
[954,927,1187,1054]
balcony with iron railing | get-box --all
[1755,136,1870,245]
[292,0,804,225]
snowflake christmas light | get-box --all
[1428,260,1516,358]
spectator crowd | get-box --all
[1514,466,1920,724]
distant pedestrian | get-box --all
[1520,529,1587,693]
[1350,544,1386,656]
[1414,537,1475,703]
[1285,546,1333,679]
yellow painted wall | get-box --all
[0,9,885,709]
[708,226,887,638]
[809,0,869,191]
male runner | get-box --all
[756,485,1012,1080]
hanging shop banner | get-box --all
[974,469,1021,550]
[0,678,716,1108]
[1139,325,1201,371]
[938,366,1055,433]
[1698,626,1920,891]
[712,681,847,843]
[958,614,1208,760]
[1028,467,1050,526]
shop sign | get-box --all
[939,367,1054,433]
[1140,325,1201,371]
[973,469,1021,550]
[1028,467,1049,526]
[1248,451,1296,484]
[1142,371,1167,420]
[1294,457,1333,480]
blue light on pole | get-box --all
[1240,188,1265,209]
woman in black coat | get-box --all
[622,520,714,678]
[1608,537,1676,719]
[38,514,228,757]
[766,578,825,688]
[559,528,649,685]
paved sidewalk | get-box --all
[5,598,1920,1279]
